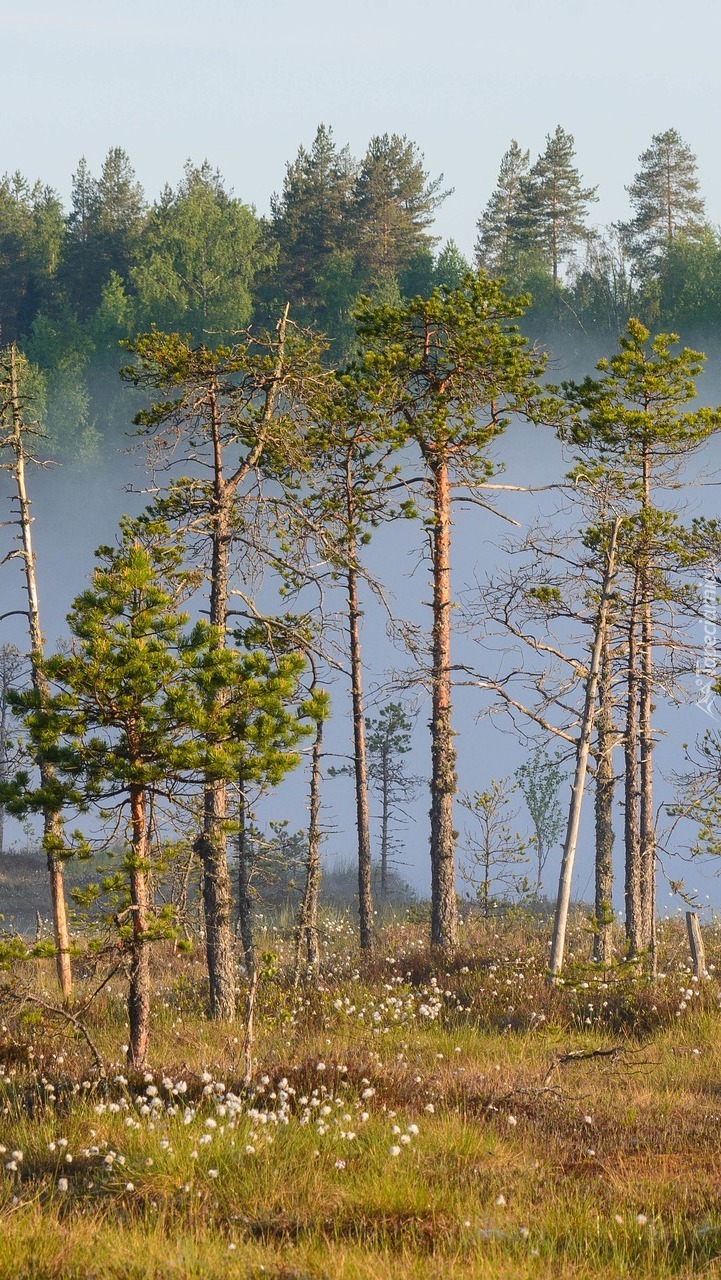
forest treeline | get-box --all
[2,123,720,459]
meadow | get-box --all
[1,908,721,1279]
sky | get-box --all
[5,0,721,259]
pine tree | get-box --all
[230,620,320,974]
[94,147,145,283]
[302,371,404,951]
[433,240,470,290]
[515,126,597,286]
[475,141,530,277]
[267,124,357,332]
[132,162,269,340]
[0,174,65,342]
[30,528,209,1067]
[565,319,721,960]
[354,275,546,955]
[352,134,450,289]
[122,310,318,1018]
[365,703,422,901]
[622,128,707,275]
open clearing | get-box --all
[2,911,721,1278]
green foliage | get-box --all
[8,522,314,910]
[353,271,548,467]
[621,128,707,277]
[564,318,721,483]
[263,123,357,334]
[353,133,450,287]
[475,140,530,278]
[131,162,271,342]
[61,149,145,319]
[459,778,532,914]
[515,748,565,892]
[513,125,597,286]
[0,172,65,342]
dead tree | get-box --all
[0,346,72,999]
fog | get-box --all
[3,331,721,922]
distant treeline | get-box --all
[1,124,719,458]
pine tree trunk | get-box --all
[236,778,255,974]
[198,779,236,1021]
[639,594,655,955]
[200,395,236,1022]
[128,783,151,1070]
[305,718,323,970]
[294,716,323,980]
[429,457,458,954]
[624,574,643,956]
[9,346,72,1000]
[45,814,72,999]
[0,663,8,857]
[593,633,615,965]
[197,307,289,1020]
[380,753,390,902]
[639,458,655,960]
[347,555,373,951]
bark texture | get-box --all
[294,716,323,980]
[236,777,255,975]
[429,459,457,954]
[624,574,643,956]
[128,783,151,1069]
[593,634,615,966]
[8,346,72,1000]
[347,557,373,951]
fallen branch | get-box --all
[2,987,106,1079]
[543,1046,622,1086]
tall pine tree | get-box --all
[621,128,707,278]
[515,126,597,287]
[475,141,530,277]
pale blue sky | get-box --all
[5,0,721,257]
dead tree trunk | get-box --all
[0,648,18,857]
[294,713,324,981]
[593,631,615,965]
[429,457,458,955]
[346,541,373,952]
[624,571,643,957]
[305,717,323,971]
[686,911,708,979]
[6,346,72,1000]
[639,575,655,961]
[549,517,620,980]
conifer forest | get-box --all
[3,122,721,1278]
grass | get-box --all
[1,907,721,1277]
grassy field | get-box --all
[1,908,721,1278]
